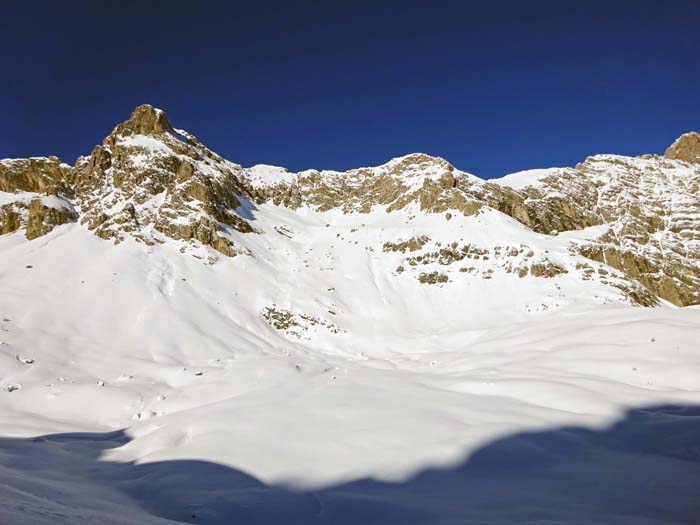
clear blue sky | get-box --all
[2,1,699,178]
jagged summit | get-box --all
[664,131,700,163]
[72,105,253,256]
[113,104,175,136]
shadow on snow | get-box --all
[1,404,700,524]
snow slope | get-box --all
[1,200,700,524]
[491,167,567,189]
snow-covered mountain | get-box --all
[1,105,700,524]
[3,105,699,308]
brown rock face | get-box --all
[0,205,23,235]
[0,196,77,240]
[0,157,72,194]
[664,132,700,163]
[249,154,487,217]
[0,157,76,239]
[112,104,175,136]
[73,104,254,255]
[25,198,78,240]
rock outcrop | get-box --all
[0,157,76,238]
[25,197,78,240]
[73,104,254,256]
[0,156,72,194]
[664,132,700,163]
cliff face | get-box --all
[665,132,700,164]
[0,157,77,239]
[549,155,700,307]
[1,105,698,306]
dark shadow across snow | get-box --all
[1,404,700,524]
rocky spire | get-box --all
[664,131,700,163]
[72,103,254,258]
[112,104,175,136]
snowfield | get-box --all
[1,178,700,523]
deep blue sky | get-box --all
[2,1,699,178]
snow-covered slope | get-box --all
[1,105,700,524]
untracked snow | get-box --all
[491,167,567,190]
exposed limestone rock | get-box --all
[603,279,659,307]
[418,271,449,284]
[112,104,175,136]
[664,132,700,163]
[0,197,77,240]
[529,260,568,278]
[25,198,78,240]
[383,236,430,253]
[0,157,76,239]
[261,306,344,338]
[404,244,488,267]
[247,154,486,217]
[578,232,700,307]
[73,104,255,255]
[0,157,72,194]
[553,154,700,306]
[488,152,700,306]
[0,204,23,235]
[393,240,576,284]
[261,306,299,331]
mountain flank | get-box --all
[1,104,699,306]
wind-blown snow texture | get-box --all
[1,106,699,524]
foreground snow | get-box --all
[1,213,699,523]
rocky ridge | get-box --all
[0,157,77,239]
[1,104,699,306]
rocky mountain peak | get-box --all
[664,131,700,163]
[112,104,175,137]
[71,104,254,258]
